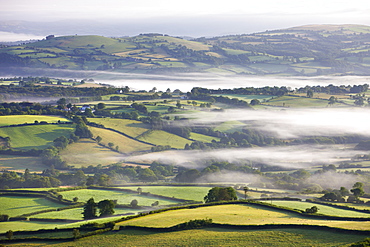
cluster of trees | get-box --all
[296,84,369,94]
[185,129,285,150]
[204,187,238,202]
[0,102,66,116]
[0,83,119,98]
[0,169,61,188]
[83,198,115,219]
[191,86,290,96]
[174,161,260,183]
[321,182,365,203]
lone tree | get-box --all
[137,187,142,194]
[305,206,319,213]
[243,186,249,200]
[204,187,237,203]
[130,199,138,208]
[82,198,97,220]
[307,89,314,98]
[6,230,13,240]
[97,199,115,217]
[96,136,102,144]
[351,182,365,199]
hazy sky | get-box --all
[1,0,370,37]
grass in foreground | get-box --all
[38,228,367,247]
[116,204,370,230]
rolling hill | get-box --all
[1,24,370,75]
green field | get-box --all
[0,155,45,172]
[38,228,367,247]
[137,130,192,149]
[87,118,150,138]
[189,132,219,143]
[116,204,370,230]
[212,94,274,103]
[34,207,144,220]
[0,115,70,127]
[89,126,152,153]
[120,186,212,201]
[214,120,247,133]
[59,189,180,206]
[0,195,64,217]
[0,125,75,149]
[270,200,370,217]
[59,139,125,167]
[264,96,339,108]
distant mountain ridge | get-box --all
[1,24,370,76]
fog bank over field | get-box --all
[126,145,361,169]
[181,108,370,138]
[2,68,370,92]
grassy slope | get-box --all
[0,125,75,149]
[116,204,370,230]
[87,118,150,138]
[0,155,45,172]
[120,186,212,201]
[89,126,152,153]
[0,195,64,217]
[43,228,366,247]
[59,139,124,167]
[271,200,370,217]
[264,96,334,108]
[137,130,192,149]
[0,115,70,127]
[189,132,220,143]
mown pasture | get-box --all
[270,200,370,217]
[189,132,219,143]
[136,130,192,149]
[88,126,152,153]
[0,115,70,127]
[213,120,247,133]
[0,195,64,217]
[263,96,337,108]
[116,204,370,230]
[119,186,213,201]
[38,228,368,247]
[59,139,125,167]
[0,125,75,149]
[34,207,144,220]
[59,189,181,206]
[87,118,150,138]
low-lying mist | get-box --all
[180,108,370,138]
[126,145,363,189]
[2,68,370,92]
[126,144,361,170]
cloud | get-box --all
[0,31,44,42]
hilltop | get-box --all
[0,24,370,75]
